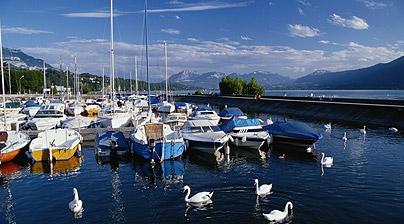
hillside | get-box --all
[294,56,404,89]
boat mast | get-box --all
[102,67,105,97]
[135,56,138,96]
[66,66,69,100]
[129,71,132,95]
[110,0,115,112]
[144,0,151,107]
[43,60,46,98]
[8,62,11,94]
[164,41,168,102]
[74,56,78,102]
[0,24,7,128]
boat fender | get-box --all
[228,135,234,142]
[242,136,247,143]
[185,140,189,148]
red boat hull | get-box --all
[0,147,22,164]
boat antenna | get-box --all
[135,56,138,96]
[0,23,7,129]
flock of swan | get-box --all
[66,122,399,222]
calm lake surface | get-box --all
[1,115,403,224]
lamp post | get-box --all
[19,75,25,94]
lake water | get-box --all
[1,116,403,223]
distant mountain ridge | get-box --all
[3,47,404,90]
[294,56,404,89]
[169,70,292,89]
[2,47,53,70]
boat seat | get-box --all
[0,132,8,142]
[145,123,164,140]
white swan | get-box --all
[321,152,333,166]
[278,154,285,159]
[389,127,398,133]
[263,201,293,222]
[324,122,331,130]
[183,185,213,204]
[254,179,272,196]
[360,126,366,134]
[69,188,83,213]
[342,132,348,142]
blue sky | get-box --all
[1,0,403,80]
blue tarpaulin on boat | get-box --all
[219,118,262,133]
[150,96,161,105]
[264,120,322,140]
[175,102,187,107]
[196,105,213,111]
[219,107,244,117]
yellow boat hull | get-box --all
[31,143,81,162]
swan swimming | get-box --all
[389,127,398,133]
[320,152,333,166]
[278,154,285,159]
[360,126,366,134]
[342,132,348,142]
[69,188,83,213]
[254,179,272,196]
[263,201,293,222]
[267,117,274,125]
[324,122,331,130]
[183,185,213,205]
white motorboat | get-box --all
[0,101,22,116]
[157,101,175,113]
[22,100,41,117]
[62,116,100,129]
[220,118,271,151]
[182,120,230,154]
[0,114,27,131]
[164,112,187,131]
[23,103,67,130]
[67,102,84,116]
[188,105,220,124]
[98,105,133,128]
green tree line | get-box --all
[219,75,264,95]
[0,64,188,94]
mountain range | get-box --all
[3,47,404,90]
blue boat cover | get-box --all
[219,107,244,117]
[264,120,322,140]
[150,96,161,104]
[219,118,261,133]
[96,131,128,150]
[175,102,187,107]
[196,105,213,111]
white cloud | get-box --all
[319,40,339,45]
[161,28,181,35]
[2,26,53,35]
[298,8,304,15]
[187,37,199,42]
[147,1,250,13]
[329,14,369,30]
[240,35,253,41]
[358,0,389,9]
[288,24,320,38]
[62,10,124,18]
[175,15,181,19]
[20,38,404,80]
[298,0,311,6]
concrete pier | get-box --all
[175,95,404,128]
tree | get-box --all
[246,77,264,95]
[219,75,264,96]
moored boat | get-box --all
[182,120,230,155]
[263,120,322,153]
[129,123,186,162]
[218,106,247,124]
[95,131,130,159]
[29,129,82,162]
[0,131,30,164]
[188,105,220,124]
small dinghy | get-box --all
[0,131,31,164]
[29,129,82,162]
[95,131,129,159]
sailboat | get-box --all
[95,0,130,159]
[129,0,186,163]
[157,42,175,113]
[97,1,133,128]
[0,24,31,164]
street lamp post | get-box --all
[19,75,24,94]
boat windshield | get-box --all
[200,111,215,115]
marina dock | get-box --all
[175,94,404,128]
